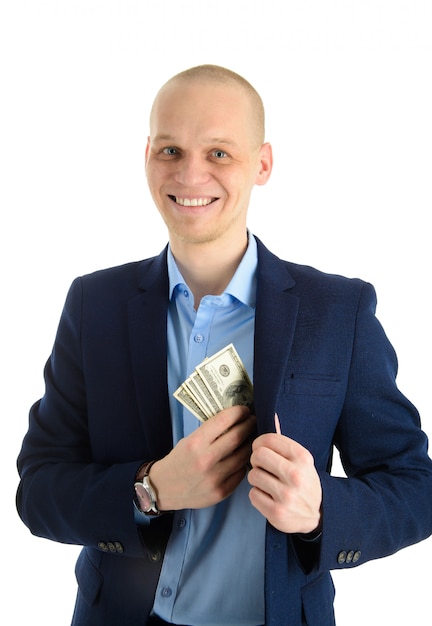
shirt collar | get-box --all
[167,232,258,308]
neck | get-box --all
[170,232,248,307]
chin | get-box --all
[164,219,216,244]
[175,232,220,245]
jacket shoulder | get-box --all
[79,255,157,286]
[72,247,168,296]
[255,236,371,299]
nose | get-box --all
[174,154,211,187]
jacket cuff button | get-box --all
[337,551,347,564]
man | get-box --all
[17,65,432,626]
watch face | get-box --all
[135,483,152,512]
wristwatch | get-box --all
[134,461,160,516]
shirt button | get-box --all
[161,587,172,598]
[194,333,204,343]
[183,290,189,298]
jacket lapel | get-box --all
[253,238,299,434]
[128,247,174,458]
[127,239,299,450]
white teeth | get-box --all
[175,197,213,206]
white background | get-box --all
[1,1,431,624]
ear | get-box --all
[255,142,273,186]
[144,137,151,166]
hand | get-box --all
[247,429,322,534]
[149,405,256,511]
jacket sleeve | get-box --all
[316,281,432,572]
[16,277,171,559]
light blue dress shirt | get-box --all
[152,234,266,626]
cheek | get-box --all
[146,168,164,195]
[224,172,250,199]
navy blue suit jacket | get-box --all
[17,237,432,625]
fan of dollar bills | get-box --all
[174,343,254,422]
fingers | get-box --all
[181,405,255,469]
[252,432,313,463]
[250,434,316,492]
[248,433,322,534]
[194,405,255,466]
[150,407,256,511]
[202,404,253,442]
[214,409,256,453]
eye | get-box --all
[163,147,178,155]
[212,150,228,159]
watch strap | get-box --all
[135,460,156,482]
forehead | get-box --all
[150,79,257,145]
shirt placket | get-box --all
[183,297,219,437]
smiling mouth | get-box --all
[168,196,218,207]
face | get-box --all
[145,79,272,250]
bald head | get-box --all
[150,64,265,148]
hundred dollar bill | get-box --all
[186,370,222,416]
[196,343,253,411]
[173,383,209,422]
[173,343,254,421]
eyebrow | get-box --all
[205,137,240,148]
[152,134,176,142]
[152,134,240,149]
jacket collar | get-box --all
[128,238,299,449]
[128,247,173,457]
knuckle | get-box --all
[288,467,302,488]
[184,436,201,459]
[298,445,314,465]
